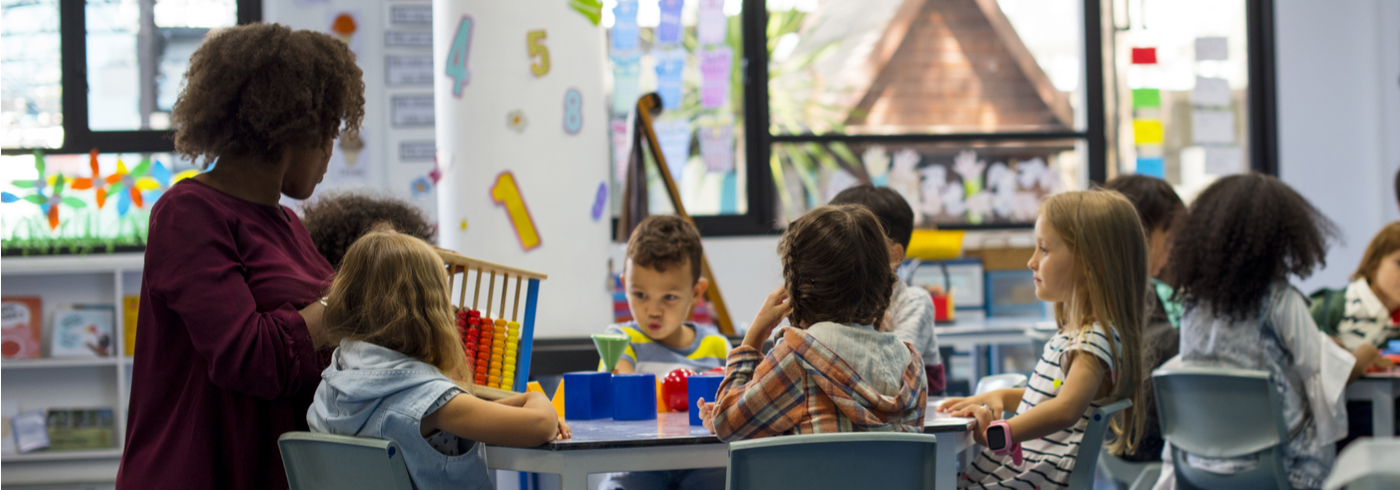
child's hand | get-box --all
[744,288,791,349]
[697,397,717,434]
[967,406,993,446]
[939,392,1007,421]
[555,419,572,440]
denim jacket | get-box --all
[308,340,492,490]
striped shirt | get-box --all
[960,324,1119,490]
[1336,278,1400,350]
[603,323,731,374]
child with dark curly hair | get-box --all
[1159,173,1384,490]
[119,23,364,490]
[698,205,928,440]
[300,192,437,270]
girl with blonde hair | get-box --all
[941,190,1150,490]
[308,231,567,489]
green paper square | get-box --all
[1132,89,1161,109]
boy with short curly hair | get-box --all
[300,192,437,270]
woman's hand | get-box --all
[697,397,717,434]
[555,419,572,440]
[744,288,792,350]
[938,391,1008,421]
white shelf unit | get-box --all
[2,253,144,485]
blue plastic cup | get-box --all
[687,374,725,426]
[611,373,657,421]
[563,371,613,420]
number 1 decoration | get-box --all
[491,171,542,251]
[445,16,475,97]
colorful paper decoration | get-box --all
[653,118,692,183]
[1136,157,1165,178]
[698,122,734,173]
[653,48,686,110]
[410,176,432,198]
[444,16,474,97]
[611,119,631,181]
[1131,47,1157,64]
[490,171,542,251]
[697,0,727,45]
[611,54,641,115]
[563,88,583,134]
[1132,119,1164,145]
[507,110,528,132]
[1131,89,1161,109]
[591,181,608,221]
[657,0,685,46]
[1192,109,1235,144]
[611,0,639,53]
[1195,36,1228,61]
[527,30,550,77]
[698,46,733,109]
[569,0,604,25]
[1191,76,1231,107]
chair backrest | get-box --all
[975,373,1028,395]
[1152,367,1291,490]
[1066,399,1131,490]
[1323,438,1400,490]
[278,431,416,490]
[726,432,939,490]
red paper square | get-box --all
[1132,47,1157,64]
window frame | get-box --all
[0,0,261,156]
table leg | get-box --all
[556,471,589,490]
[1372,382,1396,437]
[969,346,985,395]
[935,431,972,490]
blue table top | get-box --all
[534,399,974,451]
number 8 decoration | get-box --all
[563,88,583,135]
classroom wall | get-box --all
[1275,0,1400,293]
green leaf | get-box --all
[62,196,87,208]
[131,158,151,177]
[22,194,46,205]
[107,182,126,197]
[11,180,35,188]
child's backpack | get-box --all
[1307,287,1347,337]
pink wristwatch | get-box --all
[986,420,1023,465]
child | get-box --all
[300,192,438,270]
[599,215,731,490]
[1103,175,1185,463]
[1332,222,1400,350]
[605,215,732,374]
[700,204,928,439]
[1163,173,1384,489]
[307,231,567,489]
[940,190,1150,490]
[830,185,946,394]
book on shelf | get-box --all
[2,401,17,454]
[2,296,43,359]
[46,408,115,451]
[50,306,115,358]
[123,295,139,357]
[11,409,49,453]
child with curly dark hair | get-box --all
[698,205,928,440]
[300,192,437,270]
[120,23,364,490]
[1161,173,1384,490]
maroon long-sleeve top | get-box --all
[117,179,333,489]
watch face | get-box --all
[986,426,1007,450]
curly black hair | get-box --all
[171,23,365,164]
[301,192,437,270]
[1169,173,1336,321]
[780,205,894,328]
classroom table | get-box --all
[483,400,977,490]
[1347,369,1400,437]
[935,311,1055,390]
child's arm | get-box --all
[612,358,636,373]
[956,353,1107,445]
[938,388,1025,419]
[707,288,798,440]
[422,391,561,447]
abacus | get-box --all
[437,247,546,399]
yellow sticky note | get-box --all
[1133,119,1164,145]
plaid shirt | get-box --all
[710,327,928,441]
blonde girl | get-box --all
[308,231,567,489]
[939,190,1149,490]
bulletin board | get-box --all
[433,0,614,338]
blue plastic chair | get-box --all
[1066,399,1132,490]
[278,431,416,490]
[1152,367,1291,490]
[726,432,940,490]
[974,373,1029,395]
[1323,438,1400,490]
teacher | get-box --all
[116,23,364,489]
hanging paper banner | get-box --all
[611,0,639,54]
[698,46,733,110]
[657,0,685,46]
[697,0,727,45]
[1132,119,1164,145]
[611,53,642,115]
[611,118,631,182]
[653,118,692,183]
[698,122,734,173]
[1136,157,1165,178]
[653,48,686,110]
[1131,89,1160,109]
[1131,47,1157,64]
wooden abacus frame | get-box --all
[436,247,547,400]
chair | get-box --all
[1065,399,1132,490]
[726,432,939,490]
[1153,367,1291,490]
[277,431,416,490]
[1322,438,1400,490]
[974,372,1029,395]
[1099,451,1162,490]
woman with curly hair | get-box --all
[1158,173,1384,490]
[117,23,364,490]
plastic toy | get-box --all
[686,374,725,426]
[592,333,629,372]
[662,369,695,412]
[439,248,545,399]
[612,373,657,421]
[563,371,612,420]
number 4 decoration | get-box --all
[445,16,474,98]
[491,171,542,251]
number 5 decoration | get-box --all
[445,16,474,97]
[527,30,550,77]
[491,171,542,251]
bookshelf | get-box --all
[1,253,142,485]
